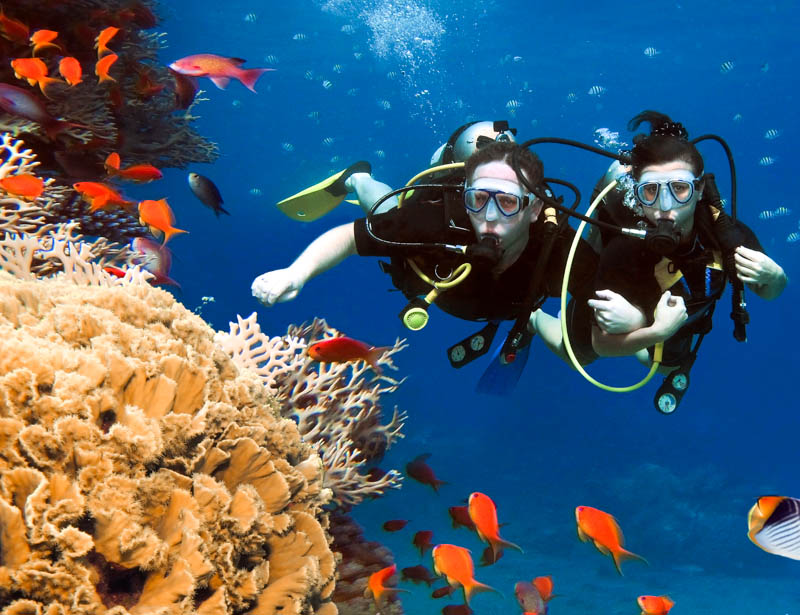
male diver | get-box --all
[253,135,599,392]
[530,110,786,410]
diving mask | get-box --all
[635,170,701,211]
[464,178,531,217]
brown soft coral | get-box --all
[0,272,334,614]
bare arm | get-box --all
[252,222,356,306]
[591,291,687,357]
[735,246,787,300]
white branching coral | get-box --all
[217,313,407,507]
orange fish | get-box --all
[0,174,44,200]
[431,544,497,605]
[468,492,523,562]
[95,53,118,83]
[73,181,134,212]
[30,29,61,55]
[575,506,647,575]
[104,152,163,182]
[363,564,406,606]
[58,57,82,86]
[138,198,187,244]
[0,10,29,43]
[169,53,273,92]
[95,26,119,57]
[306,336,389,374]
[10,58,62,96]
[638,595,674,615]
[532,576,555,602]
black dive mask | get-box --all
[465,235,503,269]
[644,219,682,256]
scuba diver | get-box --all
[529,110,786,411]
[252,123,599,394]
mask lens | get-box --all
[464,189,490,212]
[668,180,693,203]
[636,182,660,206]
[495,192,521,214]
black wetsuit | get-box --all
[570,181,764,366]
[352,186,598,323]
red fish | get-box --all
[306,336,389,374]
[169,68,198,109]
[133,63,165,99]
[449,506,477,531]
[575,506,647,575]
[413,530,434,557]
[468,492,523,561]
[363,564,407,606]
[382,519,408,532]
[406,453,447,492]
[11,58,62,96]
[95,26,119,57]
[73,182,134,212]
[103,266,127,279]
[58,57,82,86]
[96,52,118,83]
[432,585,457,599]
[138,198,187,244]
[0,84,81,139]
[431,544,497,605]
[400,564,435,586]
[169,53,273,92]
[0,9,29,43]
[104,152,163,182]
[479,545,502,566]
[514,580,546,615]
[30,29,61,55]
[0,174,44,200]
[638,595,674,615]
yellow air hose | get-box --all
[560,180,663,392]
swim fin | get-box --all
[476,335,531,396]
[276,160,371,222]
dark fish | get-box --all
[748,496,800,560]
[188,172,229,216]
[432,585,457,599]
[448,506,476,531]
[406,453,447,492]
[400,564,435,586]
[170,68,198,109]
[382,519,408,532]
[442,605,473,615]
[412,530,434,557]
[479,545,503,566]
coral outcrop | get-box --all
[0,271,336,614]
[217,314,407,508]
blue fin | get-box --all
[476,338,531,396]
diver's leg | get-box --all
[529,309,570,363]
[345,173,398,214]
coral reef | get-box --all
[328,512,403,615]
[0,1,217,247]
[0,271,336,614]
[217,313,407,508]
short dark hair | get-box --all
[628,110,704,179]
[464,141,543,190]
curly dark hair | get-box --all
[463,141,543,189]
[628,110,704,179]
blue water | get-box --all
[156,1,798,612]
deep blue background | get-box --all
[151,1,798,611]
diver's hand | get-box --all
[251,268,305,306]
[734,246,786,299]
[651,291,687,339]
[588,289,647,334]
